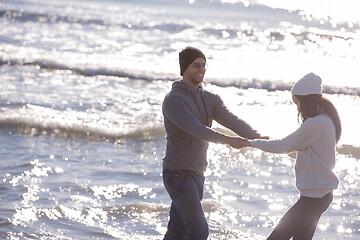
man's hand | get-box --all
[222,135,249,149]
[255,134,269,140]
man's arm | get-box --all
[163,94,223,143]
[213,96,264,139]
[163,94,247,148]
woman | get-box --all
[247,73,341,240]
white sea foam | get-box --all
[0,103,165,140]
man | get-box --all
[162,46,266,240]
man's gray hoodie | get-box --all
[162,81,259,174]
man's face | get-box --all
[183,58,206,87]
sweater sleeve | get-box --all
[163,94,224,143]
[213,95,259,139]
[250,119,319,154]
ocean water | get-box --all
[0,0,359,239]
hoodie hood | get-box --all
[172,81,204,92]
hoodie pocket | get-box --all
[168,134,192,149]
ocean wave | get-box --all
[1,8,355,43]
[0,58,177,82]
[0,10,115,27]
[201,27,354,44]
[109,202,168,217]
[337,144,360,160]
[0,9,192,34]
[1,58,359,96]
[0,104,165,142]
[209,78,360,96]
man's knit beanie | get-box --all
[291,72,323,96]
[179,46,206,76]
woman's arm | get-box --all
[249,119,319,154]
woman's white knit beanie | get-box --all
[291,72,322,96]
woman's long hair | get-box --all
[295,94,342,143]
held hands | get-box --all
[222,134,269,149]
[255,134,269,140]
[245,134,269,148]
[222,135,250,149]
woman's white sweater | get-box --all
[251,114,339,198]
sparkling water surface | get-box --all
[1,0,359,239]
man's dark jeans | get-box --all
[162,168,209,240]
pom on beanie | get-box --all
[179,46,206,76]
[291,72,322,96]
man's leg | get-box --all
[163,169,208,240]
[163,201,186,240]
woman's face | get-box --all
[292,95,300,112]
